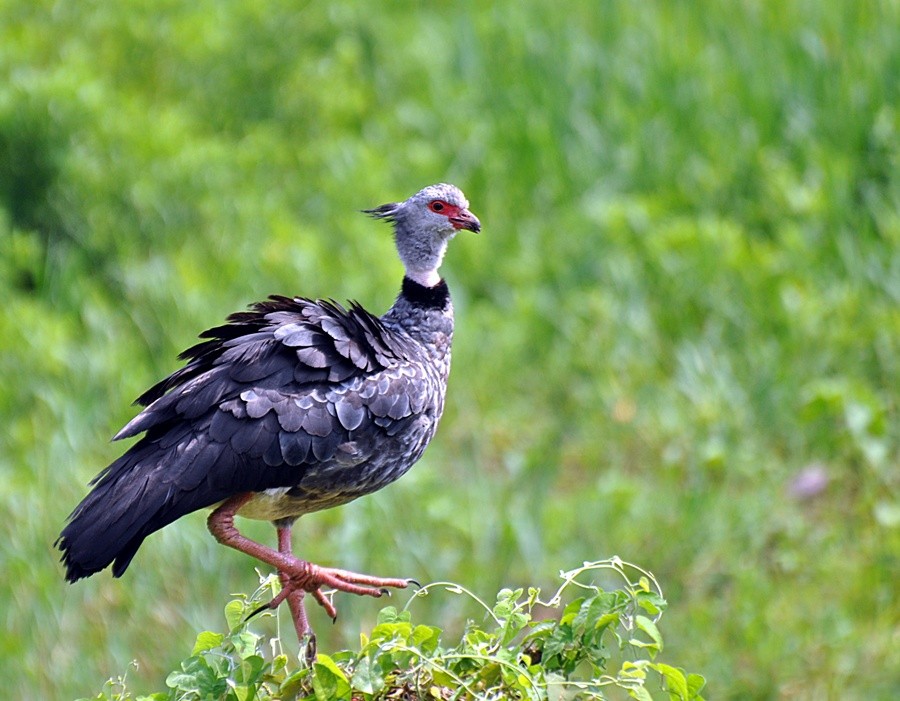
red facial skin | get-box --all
[428,199,481,232]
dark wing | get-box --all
[58,296,417,581]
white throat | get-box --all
[405,268,442,288]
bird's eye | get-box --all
[429,200,446,213]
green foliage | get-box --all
[1,1,898,699]
[81,562,705,701]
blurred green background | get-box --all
[1,1,898,698]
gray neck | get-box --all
[394,220,453,288]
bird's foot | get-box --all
[248,562,412,661]
[282,562,413,618]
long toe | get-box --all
[316,566,413,591]
[286,561,412,596]
[310,588,338,620]
[312,570,390,599]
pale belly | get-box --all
[232,488,310,521]
[217,486,364,522]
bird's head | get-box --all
[365,183,480,287]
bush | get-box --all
[81,560,704,701]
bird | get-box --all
[57,183,480,653]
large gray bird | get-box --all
[57,183,480,649]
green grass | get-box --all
[1,1,898,698]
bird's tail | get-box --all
[57,429,231,581]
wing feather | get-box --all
[59,294,434,582]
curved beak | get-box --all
[451,208,481,233]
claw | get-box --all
[303,634,317,663]
[311,587,337,619]
[406,578,422,589]
[245,602,270,621]
[245,586,291,622]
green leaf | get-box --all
[279,668,311,698]
[628,686,655,701]
[225,599,246,631]
[593,612,620,635]
[560,597,585,625]
[370,620,413,645]
[636,591,667,616]
[165,671,199,692]
[412,624,442,654]
[620,661,648,680]
[191,631,224,655]
[235,655,266,684]
[166,657,205,692]
[686,673,707,698]
[271,654,288,674]
[312,653,351,701]
[351,655,383,695]
[632,615,664,658]
[236,631,262,658]
[231,683,255,701]
[651,663,688,699]
[431,668,455,688]
[493,587,523,620]
[166,656,227,697]
[375,605,409,625]
[376,605,399,624]
[464,627,494,649]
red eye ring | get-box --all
[428,200,446,213]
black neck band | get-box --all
[401,276,451,309]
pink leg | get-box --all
[277,522,322,660]
[207,494,412,649]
